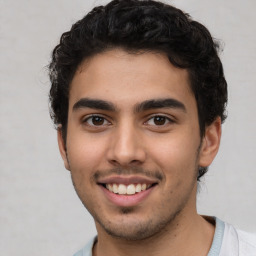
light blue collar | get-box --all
[74,217,225,256]
[207,217,225,256]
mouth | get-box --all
[97,175,159,207]
[102,183,156,195]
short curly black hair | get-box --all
[49,0,227,180]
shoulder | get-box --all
[236,229,256,254]
[73,237,96,256]
[223,220,256,255]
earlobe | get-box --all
[199,117,222,167]
[57,126,71,171]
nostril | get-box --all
[108,159,120,166]
[106,138,146,166]
[131,159,140,164]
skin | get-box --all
[58,49,221,256]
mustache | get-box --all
[92,166,164,182]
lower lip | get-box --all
[100,185,155,207]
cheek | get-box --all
[147,131,200,176]
[66,132,109,177]
[66,133,108,208]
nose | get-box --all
[107,122,146,167]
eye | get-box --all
[83,115,110,126]
[146,115,173,126]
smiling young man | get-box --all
[49,0,256,255]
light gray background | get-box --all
[1,0,255,255]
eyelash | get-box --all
[145,115,174,126]
[82,114,111,127]
[82,114,174,128]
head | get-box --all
[49,0,227,241]
[49,0,227,181]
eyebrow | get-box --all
[73,98,116,111]
[134,98,186,113]
[72,97,186,113]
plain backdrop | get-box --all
[1,0,256,255]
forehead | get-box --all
[69,49,194,110]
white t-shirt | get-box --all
[208,217,256,255]
[74,217,256,256]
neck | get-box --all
[93,212,215,256]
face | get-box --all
[58,49,220,240]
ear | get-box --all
[198,117,222,167]
[57,126,71,171]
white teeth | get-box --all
[118,184,127,194]
[127,184,136,195]
[141,184,147,191]
[135,184,142,193]
[113,184,118,193]
[106,183,152,195]
[106,184,113,192]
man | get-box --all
[48,0,256,255]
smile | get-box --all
[105,183,153,195]
[97,175,159,206]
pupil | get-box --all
[92,117,104,125]
[154,116,165,125]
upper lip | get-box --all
[97,175,159,185]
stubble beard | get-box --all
[68,153,200,241]
[92,176,197,241]
[70,167,199,242]
[94,205,184,241]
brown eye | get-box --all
[84,115,110,126]
[91,116,104,125]
[146,115,173,127]
[153,116,166,125]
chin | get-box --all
[95,208,180,241]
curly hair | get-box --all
[49,0,227,180]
